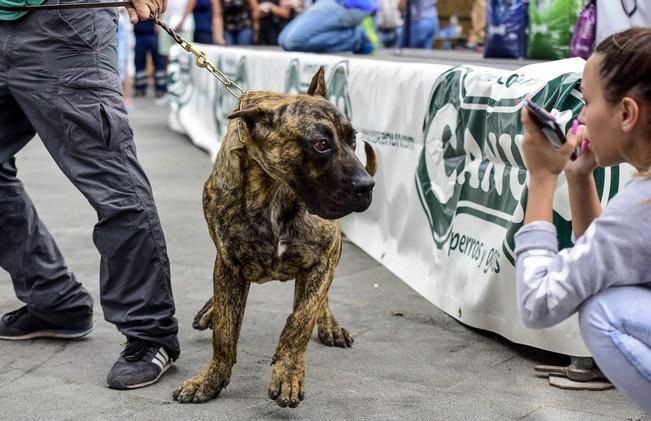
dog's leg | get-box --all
[192,296,214,330]
[296,282,353,347]
[304,237,353,347]
[316,297,354,347]
[269,262,336,408]
[173,257,249,403]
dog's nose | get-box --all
[352,178,375,197]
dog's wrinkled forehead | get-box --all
[274,96,354,141]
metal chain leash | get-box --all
[151,10,249,143]
[151,12,247,100]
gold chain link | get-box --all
[152,13,247,100]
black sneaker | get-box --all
[0,306,94,340]
[106,339,174,390]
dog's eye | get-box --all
[312,140,331,153]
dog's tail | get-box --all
[363,141,377,176]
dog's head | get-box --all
[228,67,376,220]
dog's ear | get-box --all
[363,141,377,176]
[227,107,273,139]
[307,66,327,98]
[227,107,268,122]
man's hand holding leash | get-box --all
[127,0,166,23]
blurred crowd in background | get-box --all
[116,0,489,109]
[119,0,647,114]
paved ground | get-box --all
[0,97,647,420]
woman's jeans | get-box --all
[400,17,438,49]
[225,28,253,45]
[279,0,369,53]
[579,286,651,414]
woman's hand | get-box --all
[214,34,226,45]
[257,1,273,16]
[563,123,597,180]
[521,106,578,180]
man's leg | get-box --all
[415,18,438,49]
[150,35,167,96]
[468,0,486,47]
[579,286,651,414]
[0,159,94,325]
[134,33,148,96]
[7,5,179,358]
[278,0,369,52]
[0,19,93,332]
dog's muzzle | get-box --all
[310,175,374,220]
[351,177,374,212]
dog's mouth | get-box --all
[307,191,373,220]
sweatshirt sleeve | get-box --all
[514,181,651,329]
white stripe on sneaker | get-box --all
[151,355,165,370]
[160,347,169,362]
[152,350,169,368]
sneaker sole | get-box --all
[107,361,172,390]
[0,325,94,341]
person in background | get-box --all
[398,0,437,49]
[515,28,651,415]
[220,0,258,46]
[376,0,402,48]
[117,8,135,111]
[256,0,300,45]
[278,0,378,54]
[177,0,220,44]
[465,0,485,49]
[133,19,167,98]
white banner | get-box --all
[168,46,631,356]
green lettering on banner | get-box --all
[446,230,501,274]
[415,65,620,265]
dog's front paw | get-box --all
[317,318,354,348]
[172,371,227,404]
[268,357,305,408]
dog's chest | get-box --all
[219,208,335,283]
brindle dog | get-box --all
[172,68,376,407]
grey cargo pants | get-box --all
[0,0,179,357]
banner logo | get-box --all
[168,52,195,109]
[284,59,352,121]
[415,65,611,264]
